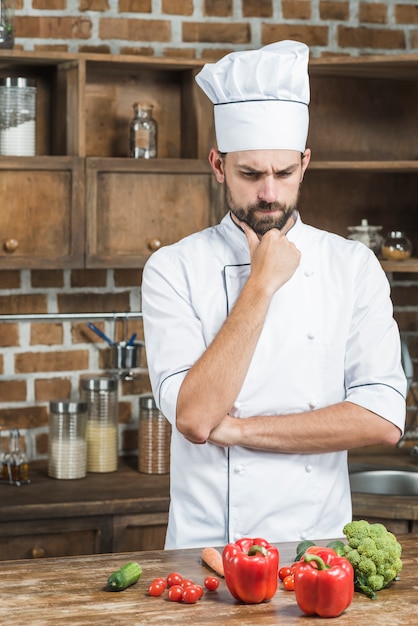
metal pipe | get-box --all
[0,312,143,323]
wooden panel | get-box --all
[0,516,112,560]
[85,158,224,267]
[112,512,168,552]
[352,515,411,535]
[0,157,85,268]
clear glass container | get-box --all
[81,376,119,473]
[129,103,157,159]
[0,77,37,156]
[381,231,413,262]
[138,395,171,474]
[48,400,88,480]
[3,428,29,483]
[0,0,14,49]
[347,219,383,255]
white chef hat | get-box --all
[195,40,310,153]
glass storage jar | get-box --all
[347,218,383,255]
[81,376,119,473]
[381,231,413,262]
[0,77,36,155]
[138,395,171,474]
[48,400,88,480]
[129,103,157,158]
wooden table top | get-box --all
[1,535,417,626]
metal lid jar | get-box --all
[0,77,37,156]
[81,376,119,473]
[48,400,88,480]
[138,395,171,474]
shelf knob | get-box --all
[148,238,162,251]
[4,238,19,253]
[31,545,46,559]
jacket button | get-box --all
[307,332,315,340]
[305,465,313,473]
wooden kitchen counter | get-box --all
[0,535,417,626]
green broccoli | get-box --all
[343,520,403,600]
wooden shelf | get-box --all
[380,258,418,273]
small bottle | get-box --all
[3,428,29,483]
[0,0,14,49]
[381,231,413,262]
[129,103,157,159]
[138,395,171,474]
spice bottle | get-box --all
[381,231,413,262]
[3,428,29,483]
[138,395,171,474]
[81,376,119,473]
[48,400,88,480]
[129,103,157,158]
[0,77,37,156]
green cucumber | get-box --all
[107,561,142,591]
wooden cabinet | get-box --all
[0,49,417,270]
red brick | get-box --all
[204,0,233,17]
[262,24,329,47]
[121,427,138,451]
[338,25,406,49]
[0,324,19,347]
[118,0,151,11]
[0,294,47,315]
[35,431,49,456]
[242,0,273,18]
[282,0,312,20]
[201,47,236,61]
[395,4,418,24]
[15,350,90,373]
[15,16,92,39]
[57,291,131,313]
[0,405,49,429]
[72,321,108,344]
[0,354,3,375]
[0,380,27,402]
[118,401,132,424]
[33,0,66,8]
[113,269,143,287]
[34,377,72,402]
[121,372,151,395]
[31,270,64,289]
[359,2,388,24]
[70,269,107,288]
[99,18,171,41]
[319,1,349,21]
[163,47,196,59]
[79,0,109,10]
[183,22,250,44]
[410,28,418,47]
[30,323,63,346]
[79,44,111,53]
[120,46,154,56]
[0,270,21,289]
[34,44,69,52]
[162,0,193,15]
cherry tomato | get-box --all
[167,572,184,587]
[182,585,202,604]
[282,574,295,591]
[194,584,204,599]
[279,566,292,581]
[167,584,184,602]
[148,581,165,597]
[182,578,195,588]
[151,576,168,590]
[204,576,220,591]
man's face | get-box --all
[218,149,309,236]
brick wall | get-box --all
[1,0,418,464]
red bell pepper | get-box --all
[222,537,279,604]
[294,552,354,618]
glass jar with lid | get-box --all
[138,395,171,474]
[48,400,88,480]
[381,231,413,262]
[0,77,37,156]
[81,376,119,473]
[129,103,157,159]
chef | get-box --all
[142,40,406,550]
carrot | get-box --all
[201,547,225,578]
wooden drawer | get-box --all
[0,157,84,268]
[112,512,168,552]
[0,516,112,561]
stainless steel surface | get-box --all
[350,469,418,496]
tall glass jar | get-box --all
[0,0,14,49]
[0,77,37,156]
[129,103,157,159]
[81,376,119,473]
[138,395,171,474]
[48,400,88,480]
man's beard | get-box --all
[225,186,300,236]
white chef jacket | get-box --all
[142,212,406,550]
